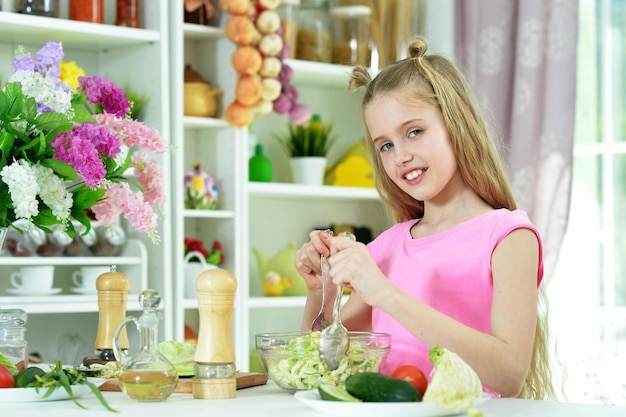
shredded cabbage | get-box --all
[264,331,385,391]
[158,340,196,377]
[423,345,484,417]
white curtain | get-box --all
[455,0,579,282]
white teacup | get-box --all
[72,266,108,291]
[10,266,55,290]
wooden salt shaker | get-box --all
[94,265,130,361]
[192,268,238,400]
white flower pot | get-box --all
[184,251,217,298]
[290,157,326,185]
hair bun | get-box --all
[407,35,429,59]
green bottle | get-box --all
[249,143,272,182]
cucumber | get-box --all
[345,372,420,402]
[15,366,46,388]
[318,384,362,402]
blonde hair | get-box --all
[349,36,554,399]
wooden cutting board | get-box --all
[98,372,268,393]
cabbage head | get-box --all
[423,345,484,417]
[158,340,196,377]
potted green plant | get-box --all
[275,114,335,185]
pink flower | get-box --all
[94,113,166,153]
[92,182,158,237]
[132,152,165,207]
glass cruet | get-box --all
[113,290,178,401]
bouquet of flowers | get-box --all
[0,42,166,243]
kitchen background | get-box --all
[0,0,623,407]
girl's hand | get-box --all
[328,235,394,307]
[295,229,334,292]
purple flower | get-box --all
[52,123,122,188]
[35,41,63,79]
[79,75,131,118]
[13,54,34,72]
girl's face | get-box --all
[365,92,460,203]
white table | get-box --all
[4,382,626,417]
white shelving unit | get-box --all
[168,9,247,366]
[168,6,390,371]
[0,2,172,361]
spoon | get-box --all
[319,231,355,370]
[310,254,330,332]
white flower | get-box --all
[8,70,73,116]
[0,159,40,220]
[32,163,73,226]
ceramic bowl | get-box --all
[255,331,390,393]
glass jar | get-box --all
[69,0,104,24]
[0,309,28,370]
[276,0,300,59]
[116,0,140,28]
[296,0,332,63]
[330,5,372,67]
[15,0,59,17]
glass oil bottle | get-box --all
[114,290,178,401]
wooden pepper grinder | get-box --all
[192,268,238,400]
[94,265,131,361]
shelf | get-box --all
[285,59,373,88]
[247,296,307,308]
[0,238,146,266]
[0,256,142,266]
[0,294,148,314]
[183,116,230,130]
[183,209,235,219]
[247,182,380,201]
[183,23,223,40]
[0,12,160,51]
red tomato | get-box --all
[391,365,428,398]
[0,365,15,388]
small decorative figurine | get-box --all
[261,271,293,296]
[184,162,219,210]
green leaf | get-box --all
[72,185,106,208]
[72,106,96,124]
[41,158,79,180]
[21,95,38,119]
[71,209,92,234]
[2,83,24,118]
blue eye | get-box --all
[408,129,422,138]
[380,142,393,152]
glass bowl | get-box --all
[255,331,390,393]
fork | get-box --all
[310,254,330,332]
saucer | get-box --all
[70,287,98,295]
[6,288,62,296]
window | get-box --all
[549,0,626,405]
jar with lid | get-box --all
[296,0,332,63]
[276,0,300,59]
[69,0,104,24]
[330,5,372,67]
[116,0,141,28]
[0,309,28,370]
[15,0,59,17]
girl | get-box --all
[295,36,554,399]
